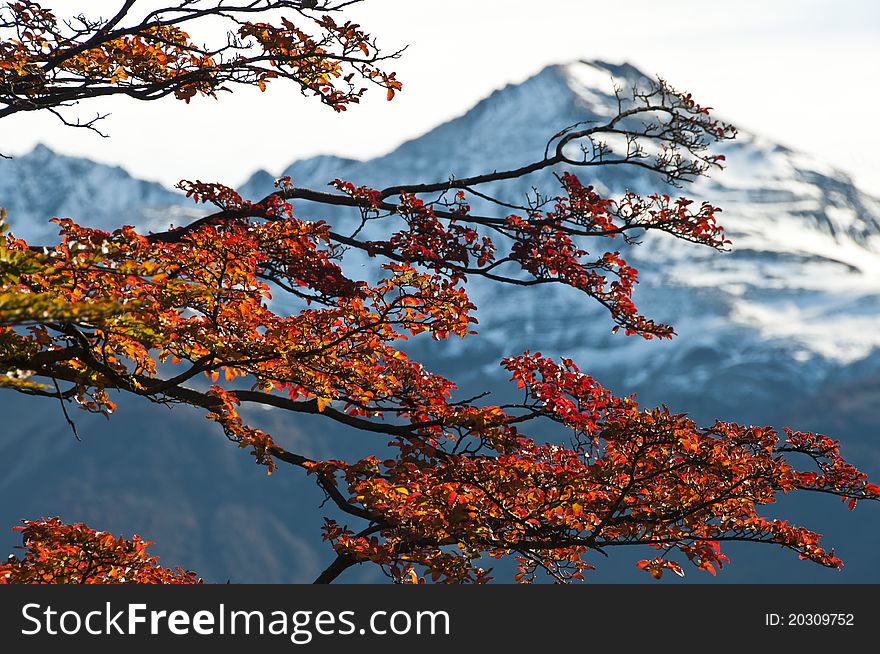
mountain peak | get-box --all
[1,144,183,242]
[22,142,58,163]
[561,59,649,96]
[239,154,362,198]
[28,143,54,156]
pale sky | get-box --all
[2,0,879,195]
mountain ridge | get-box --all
[2,59,879,583]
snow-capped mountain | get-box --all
[238,60,880,421]
[2,60,879,583]
[0,143,199,242]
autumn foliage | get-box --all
[0,518,199,584]
[1,1,878,584]
[0,0,400,131]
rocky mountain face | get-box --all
[2,61,879,583]
[0,144,201,242]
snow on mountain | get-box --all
[239,60,880,419]
[0,143,198,243]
